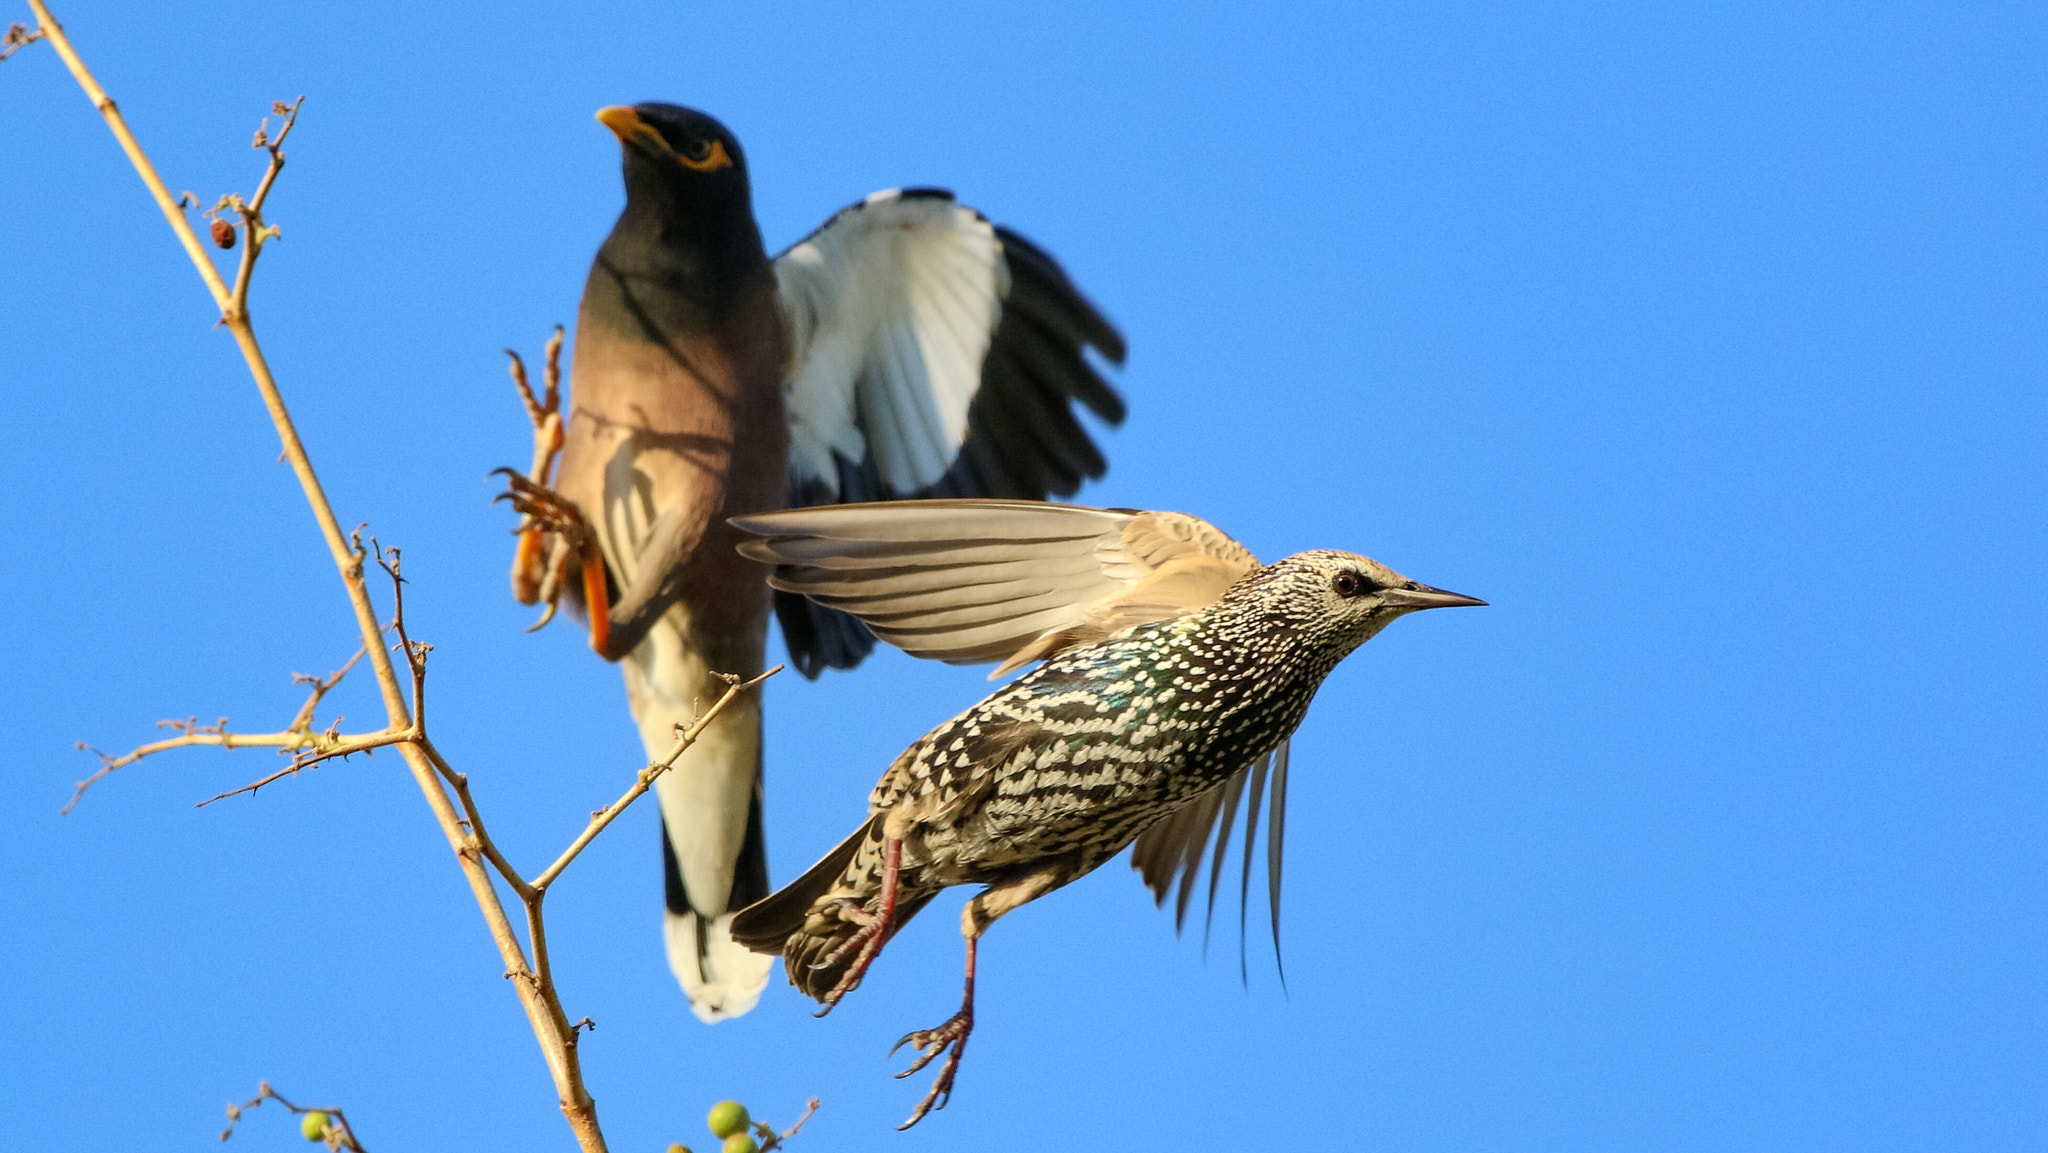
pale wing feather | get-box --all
[776,191,1005,499]
[731,499,1258,670]
[768,193,1125,679]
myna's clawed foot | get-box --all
[505,327,565,475]
[891,1004,974,1129]
[495,469,591,548]
[504,330,566,607]
[493,469,612,652]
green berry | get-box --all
[667,1145,693,1153]
[706,1101,750,1139]
[300,1111,329,1142]
[721,1134,759,1153]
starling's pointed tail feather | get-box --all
[732,815,940,1002]
[730,817,878,953]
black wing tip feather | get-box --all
[996,225,1128,366]
[774,588,876,680]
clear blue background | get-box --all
[4,2,2042,1149]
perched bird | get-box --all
[725,500,1484,1126]
[500,105,1125,1022]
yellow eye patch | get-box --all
[678,139,733,172]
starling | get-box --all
[725,500,1483,1126]
[500,105,1125,1022]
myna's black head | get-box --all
[593,103,765,290]
[597,103,749,196]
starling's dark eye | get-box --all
[679,137,712,161]
[1333,571,1366,598]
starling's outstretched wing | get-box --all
[771,191,1127,676]
[731,499,1256,672]
[733,498,1291,963]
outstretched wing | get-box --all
[772,189,1127,676]
[730,499,1256,672]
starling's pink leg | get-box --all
[892,935,977,1129]
[813,836,902,1014]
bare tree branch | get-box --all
[534,666,783,894]
[759,1098,822,1152]
[24,9,807,1151]
[0,21,43,63]
[221,1081,366,1152]
[63,647,368,815]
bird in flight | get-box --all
[725,499,1484,1126]
[499,105,1125,1022]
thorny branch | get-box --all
[0,21,42,63]
[21,6,791,1152]
[221,1081,365,1152]
[757,1098,822,1152]
[63,647,363,815]
[535,668,782,894]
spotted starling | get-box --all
[725,500,1483,1126]
[500,106,1125,1021]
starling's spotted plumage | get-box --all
[726,501,1483,1126]
[500,106,1124,1022]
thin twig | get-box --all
[532,666,782,894]
[0,21,43,63]
[219,96,302,317]
[221,1080,366,1151]
[193,725,412,806]
[62,647,367,815]
[758,1098,822,1152]
[370,539,431,732]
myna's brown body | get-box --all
[506,105,1125,1020]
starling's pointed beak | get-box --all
[1382,583,1487,610]
[596,105,670,155]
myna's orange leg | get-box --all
[494,469,609,650]
[505,328,566,606]
[511,526,548,605]
[579,544,611,656]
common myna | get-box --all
[502,106,1125,1022]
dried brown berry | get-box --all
[210,219,237,249]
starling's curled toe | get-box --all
[891,1001,974,1129]
[810,837,903,1014]
[727,499,1484,1120]
[499,102,1127,1021]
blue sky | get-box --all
[4,2,2043,1149]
